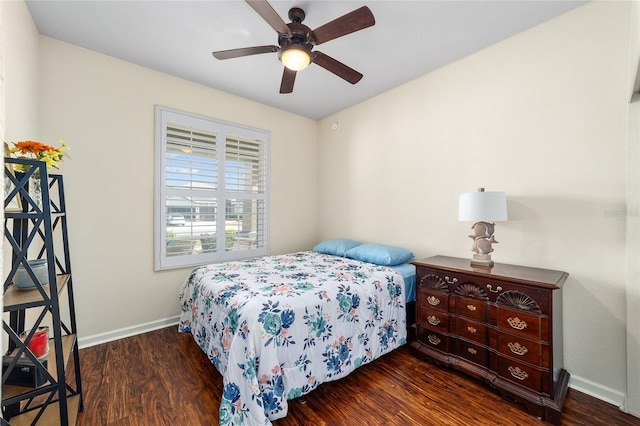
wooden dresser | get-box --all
[410,256,569,425]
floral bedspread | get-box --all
[178,251,407,425]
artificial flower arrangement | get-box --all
[5,140,70,209]
[8,140,70,170]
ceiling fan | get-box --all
[212,0,375,94]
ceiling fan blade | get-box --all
[312,6,375,45]
[280,67,296,94]
[212,45,278,60]
[312,51,363,85]
[245,0,290,34]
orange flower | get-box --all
[9,139,70,170]
[12,140,56,155]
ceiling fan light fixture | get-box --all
[280,45,311,71]
[211,2,376,93]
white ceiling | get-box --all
[26,0,587,120]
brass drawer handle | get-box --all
[427,315,440,326]
[445,276,458,284]
[428,335,441,346]
[486,284,503,293]
[427,296,440,306]
[508,342,529,356]
[507,316,528,330]
[467,304,476,311]
[467,326,477,334]
[508,366,529,381]
[468,347,477,355]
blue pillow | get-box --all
[344,243,414,266]
[312,239,362,257]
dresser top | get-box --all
[412,255,569,289]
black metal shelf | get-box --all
[2,158,83,425]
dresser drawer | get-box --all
[417,308,449,333]
[418,289,448,313]
[497,356,545,393]
[417,270,461,289]
[455,296,487,321]
[497,307,548,342]
[492,286,551,315]
[497,333,549,368]
[456,317,488,345]
[457,337,489,367]
[417,328,449,353]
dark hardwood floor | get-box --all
[76,326,639,425]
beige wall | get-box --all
[2,0,42,353]
[627,100,640,417]
[627,1,640,417]
[3,0,39,141]
[4,0,639,415]
[318,1,633,409]
[34,37,318,343]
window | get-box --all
[155,106,269,270]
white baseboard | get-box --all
[569,374,627,412]
[77,316,180,349]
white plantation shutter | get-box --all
[224,135,267,250]
[225,136,265,193]
[166,125,217,191]
[155,106,269,270]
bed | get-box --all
[178,242,415,426]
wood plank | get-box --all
[3,274,70,310]
[76,326,640,426]
[9,394,80,426]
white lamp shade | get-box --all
[459,191,508,222]
[281,46,311,71]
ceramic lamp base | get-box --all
[471,253,494,268]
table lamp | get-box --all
[459,188,508,267]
